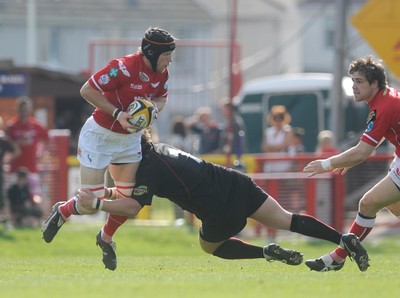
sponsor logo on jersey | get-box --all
[133,96,146,101]
[99,74,110,85]
[366,110,376,124]
[118,60,130,77]
[109,68,118,77]
[365,121,374,132]
[130,83,143,90]
[365,110,376,132]
[133,185,148,196]
[151,82,160,88]
[139,72,150,82]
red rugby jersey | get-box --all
[5,117,49,173]
[88,53,169,134]
[361,87,400,157]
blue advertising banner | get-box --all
[0,72,28,97]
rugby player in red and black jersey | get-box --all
[304,55,400,272]
[42,27,176,270]
[75,129,365,271]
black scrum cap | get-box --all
[141,27,176,72]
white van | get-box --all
[236,73,368,153]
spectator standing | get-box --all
[315,130,339,157]
[188,107,222,154]
[7,167,42,227]
[167,115,193,225]
[168,115,193,153]
[219,98,246,169]
[288,127,305,156]
[5,96,49,205]
[0,117,20,224]
[262,105,292,172]
[287,127,305,171]
[260,105,293,240]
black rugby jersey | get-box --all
[131,141,256,220]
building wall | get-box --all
[1,0,387,139]
[299,0,376,73]
[0,0,301,77]
[0,0,303,138]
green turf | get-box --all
[1,221,399,298]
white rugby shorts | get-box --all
[77,116,143,169]
[389,154,400,189]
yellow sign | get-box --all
[351,0,400,77]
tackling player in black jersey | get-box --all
[46,129,368,271]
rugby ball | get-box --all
[126,98,157,133]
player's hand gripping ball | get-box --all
[126,98,157,133]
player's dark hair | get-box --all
[16,167,28,178]
[348,55,388,90]
[170,116,187,138]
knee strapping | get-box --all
[81,184,105,199]
[114,181,135,198]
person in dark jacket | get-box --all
[8,167,42,226]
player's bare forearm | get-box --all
[80,81,117,115]
[330,141,375,169]
[101,199,142,218]
[77,188,142,218]
[152,97,167,112]
[303,141,375,176]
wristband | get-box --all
[92,198,104,210]
[153,103,159,113]
[112,108,122,119]
[321,159,332,171]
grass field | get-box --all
[1,220,399,298]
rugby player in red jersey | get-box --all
[42,27,176,270]
[5,96,49,203]
[303,55,400,272]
